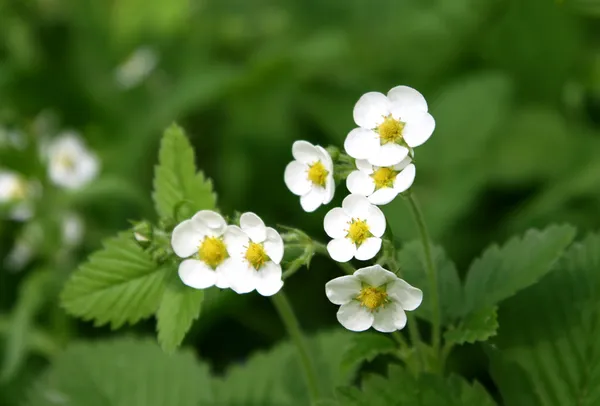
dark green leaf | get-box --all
[444,307,498,345]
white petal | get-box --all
[365,205,386,237]
[353,92,391,129]
[367,143,409,167]
[324,208,351,239]
[346,171,375,197]
[192,210,227,236]
[315,146,334,171]
[224,259,256,294]
[240,212,267,243]
[355,159,374,174]
[392,155,413,171]
[344,128,380,160]
[292,140,320,164]
[77,153,100,185]
[300,187,326,213]
[368,187,398,206]
[327,238,356,263]
[171,219,205,258]
[215,257,236,289]
[264,227,284,264]
[372,303,407,332]
[387,85,428,114]
[284,161,311,196]
[323,175,335,205]
[325,275,362,305]
[355,237,382,261]
[255,262,284,296]
[393,164,416,194]
[223,225,250,258]
[178,259,217,289]
[337,301,374,332]
[342,194,372,219]
[387,279,423,311]
[354,265,397,287]
[403,112,435,148]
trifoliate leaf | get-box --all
[25,338,213,406]
[340,333,397,373]
[61,232,168,328]
[153,123,216,220]
[156,271,204,353]
[397,241,462,325]
[336,365,496,406]
[444,306,498,345]
[462,224,576,315]
[490,233,600,406]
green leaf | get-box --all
[153,123,216,220]
[61,232,168,328]
[397,241,462,325]
[490,233,600,406]
[444,307,498,345]
[336,365,496,406]
[156,271,204,353]
[340,333,397,373]
[25,338,213,406]
[462,224,576,315]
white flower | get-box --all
[62,213,84,246]
[346,156,415,205]
[284,140,335,212]
[325,265,422,332]
[223,212,284,296]
[115,47,158,89]
[171,210,236,289]
[47,132,99,190]
[0,170,35,221]
[324,194,386,262]
[344,85,435,167]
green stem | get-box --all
[405,193,441,369]
[271,292,321,402]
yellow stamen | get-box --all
[371,167,398,190]
[357,286,388,311]
[346,219,372,246]
[377,115,405,145]
[57,154,76,170]
[245,242,269,270]
[307,161,328,187]
[9,181,27,200]
[198,237,228,268]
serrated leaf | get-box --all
[25,338,213,406]
[340,333,396,372]
[490,233,600,406]
[463,224,576,315]
[61,233,168,328]
[336,365,496,406]
[444,307,498,345]
[397,241,462,325]
[156,271,204,353]
[153,124,216,220]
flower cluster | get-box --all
[171,211,284,297]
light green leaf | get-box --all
[397,241,462,325]
[444,307,498,345]
[340,333,396,373]
[490,233,600,406]
[462,224,576,315]
[153,123,216,220]
[336,365,496,406]
[25,338,213,406]
[156,271,204,353]
[61,232,168,328]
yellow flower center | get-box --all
[357,286,388,311]
[9,180,27,200]
[307,161,328,187]
[377,115,405,145]
[198,237,228,268]
[346,219,372,246]
[245,242,270,270]
[371,167,398,190]
[57,154,76,170]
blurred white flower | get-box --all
[344,86,435,167]
[0,127,27,150]
[325,265,422,332]
[284,140,335,212]
[0,170,35,220]
[346,156,415,205]
[115,47,158,89]
[4,240,34,271]
[324,194,385,262]
[171,210,236,289]
[62,212,84,246]
[223,212,284,296]
[46,132,99,190]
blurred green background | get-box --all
[1,0,600,404]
